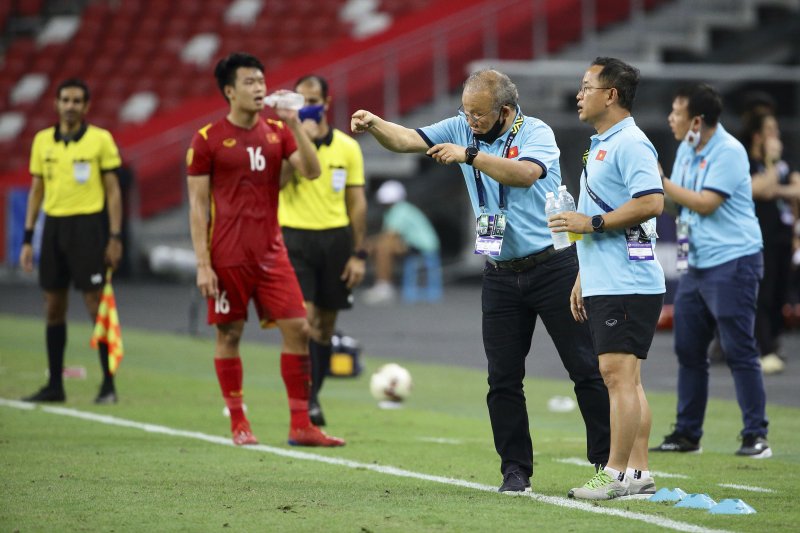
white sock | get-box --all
[603,466,624,481]
[626,468,650,480]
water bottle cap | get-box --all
[558,185,567,190]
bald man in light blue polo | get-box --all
[351,69,610,493]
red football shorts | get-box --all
[208,255,306,326]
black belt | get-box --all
[487,245,568,272]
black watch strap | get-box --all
[465,146,478,166]
[591,215,605,233]
[353,249,368,260]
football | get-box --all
[369,363,413,403]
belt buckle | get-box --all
[509,257,529,272]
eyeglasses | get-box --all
[578,85,613,96]
[458,104,500,124]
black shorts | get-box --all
[40,213,107,292]
[282,226,353,310]
[584,293,664,359]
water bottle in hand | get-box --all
[558,185,582,243]
[264,91,305,110]
[546,191,570,250]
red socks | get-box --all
[215,357,246,430]
[281,353,312,429]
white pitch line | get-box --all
[554,457,691,479]
[718,483,775,493]
[0,399,731,533]
[416,437,463,445]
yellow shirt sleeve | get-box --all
[100,130,122,171]
[29,131,44,176]
[345,137,365,187]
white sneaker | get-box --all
[761,353,785,375]
[626,476,656,498]
[568,470,628,500]
[362,283,396,305]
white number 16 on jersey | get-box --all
[246,146,266,171]
[214,290,230,314]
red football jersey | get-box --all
[187,117,298,267]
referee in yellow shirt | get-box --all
[20,78,123,405]
[279,75,367,426]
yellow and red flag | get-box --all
[90,268,124,375]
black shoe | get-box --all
[736,435,772,459]
[498,469,531,493]
[94,386,118,405]
[22,386,66,403]
[650,430,701,453]
[309,401,326,427]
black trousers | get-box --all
[755,240,792,355]
[482,246,610,477]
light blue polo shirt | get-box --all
[576,117,666,296]
[670,123,762,269]
[416,108,562,260]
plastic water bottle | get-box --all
[545,191,570,250]
[263,91,305,110]
[558,185,582,243]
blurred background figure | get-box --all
[743,110,800,374]
[20,78,123,406]
[362,180,440,305]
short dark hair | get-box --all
[214,52,265,101]
[56,78,90,102]
[295,75,329,99]
[674,83,723,127]
[740,110,774,153]
[591,57,639,111]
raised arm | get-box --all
[351,110,428,153]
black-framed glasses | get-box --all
[578,85,613,96]
[458,104,500,124]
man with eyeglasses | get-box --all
[351,69,610,493]
[552,57,665,500]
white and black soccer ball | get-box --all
[369,363,413,403]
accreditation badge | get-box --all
[474,213,505,257]
[676,218,689,273]
[73,161,91,184]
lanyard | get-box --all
[472,114,524,211]
[581,153,614,213]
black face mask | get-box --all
[473,110,506,144]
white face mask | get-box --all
[683,119,701,148]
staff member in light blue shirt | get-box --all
[554,57,665,501]
[351,69,610,493]
[652,84,771,459]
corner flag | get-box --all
[90,268,124,375]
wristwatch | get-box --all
[352,249,368,260]
[591,215,605,233]
[465,146,478,166]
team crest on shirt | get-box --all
[223,138,237,147]
[700,159,707,169]
[266,133,280,144]
[596,150,607,161]
[507,146,519,159]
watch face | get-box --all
[467,147,478,156]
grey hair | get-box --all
[463,69,519,108]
